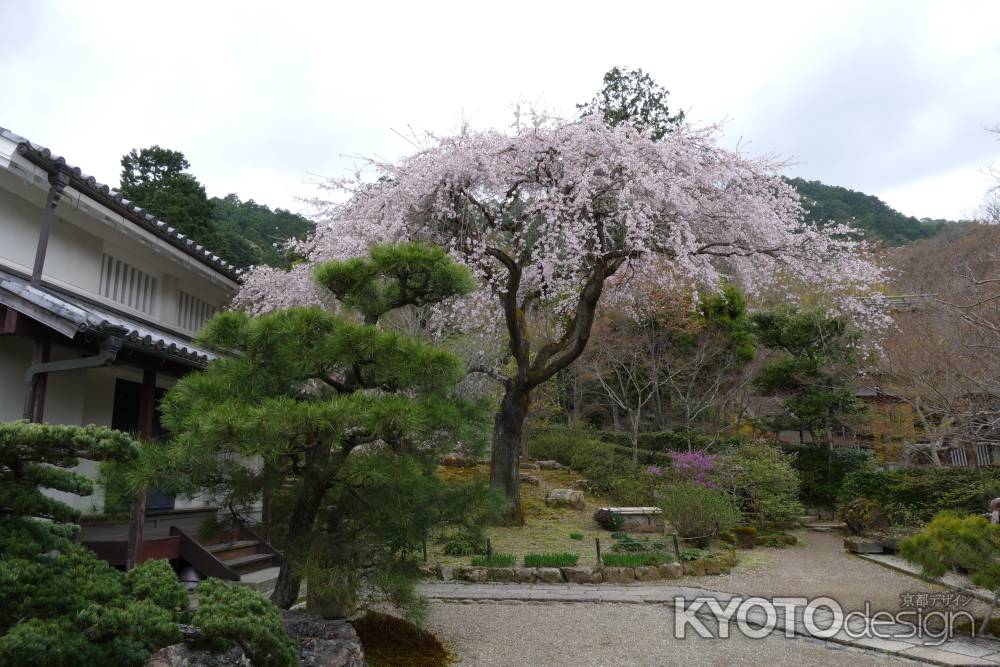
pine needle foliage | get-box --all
[160,242,506,611]
[0,422,296,667]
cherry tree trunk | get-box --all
[490,384,530,524]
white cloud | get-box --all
[1,0,998,219]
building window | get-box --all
[100,253,157,314]
[177,290,216,333]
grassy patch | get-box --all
[524,552,579,567]
[601,552,674,567]
[429,463,617,567]
[469,553,516,567]
[569,531,584,540]
[352,612,451,667]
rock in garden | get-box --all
[513,567,537,583]
[561,566,602,584]
[545,488,584,509]
[571,479,591,491]
[843,536,884,554]
[519,461,541,470]
[145,644,249,667]
[487,568,519,583]
[146,612,366,667]
[535,567,564,583]
[703,558,723,575]
[657,563,683,579]
[682,560,706,577]
[454,566,487,582]
[436,564,454,581]
[634,566,660,582]
[601,567,636,583]
[520,475,543,486]
[441,452,472,467]
[536,460,565,470]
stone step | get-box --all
[222,552,276,574]
[206,539,261,560]
[807,522,847,532]
[236,565,281,594]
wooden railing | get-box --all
[169,526,239,581]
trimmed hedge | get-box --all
[839,467,1000,525]
[784,444,875,508]
[527,426,657,504]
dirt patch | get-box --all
[352,612,451,667]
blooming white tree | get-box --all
[237,115,884,517]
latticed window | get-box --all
[176,290,216,333]
[99,253,157,314]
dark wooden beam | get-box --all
[28,340,51,423]
[31,172,71,286]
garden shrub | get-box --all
[732,526,757,549]
[523,553,579,567]
[719,441,803,527]
[528,426,654,503]
[839,497,889,535]
[678,547,705,561]
[786,445,876,508]
[0,421,296,667]
[439,531,488,556]
[593,509,625,531]
[659,482,740,546]
[608,533,666,553]
[193,579,299,667]
[470,553,516,567]
[569,532,584,540]
[602,552,674,567]
[839,467,1000,525]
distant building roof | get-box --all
[0,268,215,367]
[0,126,241,282]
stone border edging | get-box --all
[436,553,737,585]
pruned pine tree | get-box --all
[161,242,502,611]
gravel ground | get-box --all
[425,600,915,666]
[686,529,984,614]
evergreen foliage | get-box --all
[752,306,863,442]
[578,66,685,140]
[0,422,295,667]
[788,177,949,245]
[120,148,314,269]
[160,242,506,610]
[210,194,315,269]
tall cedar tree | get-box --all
[119,146,222,254]
[161,242,502,610]
[577,66,685,141]
[0,422,296,666]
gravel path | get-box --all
[685,529,963,613]
[425,600,914,666]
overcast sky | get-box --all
[2,1,998,221]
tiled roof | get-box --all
[0,126,241,282]
[0,268,216,367]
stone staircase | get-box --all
[798,513,847,533]
[174,526,282,594]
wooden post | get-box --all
[595,538,602,566]
[28,341,50,423]
[672,532,681,562]
[125,369,155,570]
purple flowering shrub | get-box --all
[667,451,719,489]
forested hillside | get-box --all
[788,177,951,245]
[210,194,314,269]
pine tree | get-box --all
[161,242,504,611]
[0,421,297,666]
